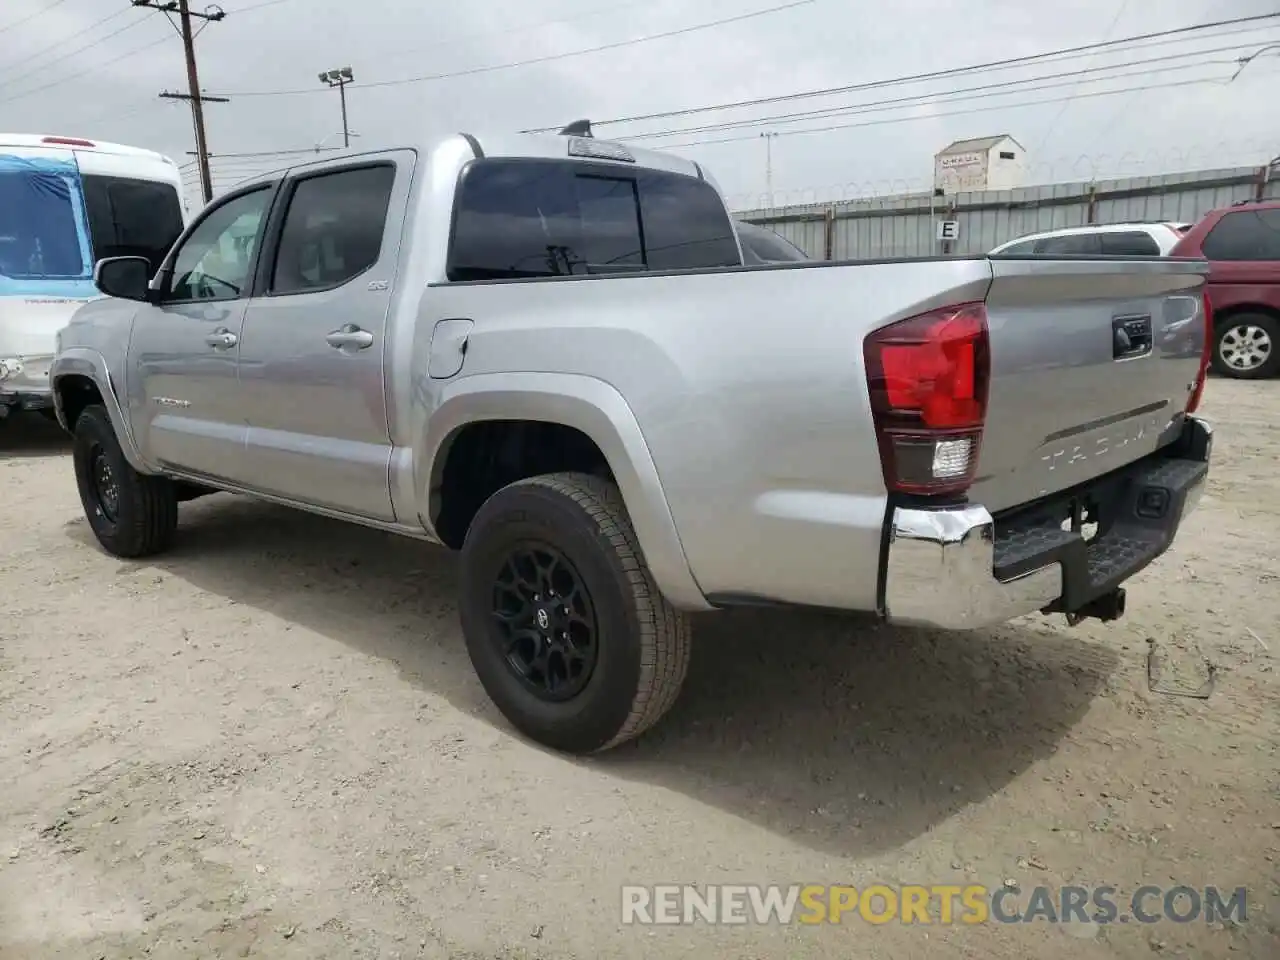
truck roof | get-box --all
[0,133,180,166]
[224,131,707,192]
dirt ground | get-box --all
[1,380,1277,960]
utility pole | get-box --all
[760,131,778,208]
[161,90,228,200]
[132,1,227,204]
[319,67,354,148]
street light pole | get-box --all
[319,66,354,148]
[760,131,778,208]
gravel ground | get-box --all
[1,380,1277,960]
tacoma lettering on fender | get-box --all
[51,128,1214,754]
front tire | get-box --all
[72,405,178,558]
[459,472,692,754]
[1211,313,1278,379]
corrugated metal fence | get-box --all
[736,163,1280,260]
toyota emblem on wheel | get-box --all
[536,608,549,630]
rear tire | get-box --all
[1211,313,1278,379]
[72,404,178,558]
[459,472,692,754]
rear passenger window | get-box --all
[270,164,395,294]
[1200,209,1280,261]
[1100,231,1161,256]
[1034,233,1102,255]
[447,159,740,281]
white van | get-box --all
[0,134,187,421]
[990,222,1191,257]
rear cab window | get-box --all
[1200,209,1280,261]
[447,158,741,281]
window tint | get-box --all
[638,172,740,270]
[996,239,1038,255]
[1100,231,1161,256]
[167,186,272,301]
[736,221,809,262]
[1034,233,1102,255]
[0,168,84,278]
[81,175,185,275]
[1200,209,1280,261]
[447,159,740,281]
[270,165,395,294]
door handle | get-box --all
[326,324,374,350]
[205,328,238,349]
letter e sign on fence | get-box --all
[936,220,960,242]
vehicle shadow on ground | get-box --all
[82,495,1118,858]
[0,414,70,459]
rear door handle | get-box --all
[205,328,238,349]
[326,324,374,350]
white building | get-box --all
[934,134,1026,194]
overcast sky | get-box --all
[3,0,1278,209]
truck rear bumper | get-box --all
[883,415,1212,630]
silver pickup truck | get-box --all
[51,130,1214,754]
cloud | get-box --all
[2,0,1276,207]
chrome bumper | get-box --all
[884,505,1064,630]
[883,417,1211,631]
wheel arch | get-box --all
[420,372,710,611]
[1211,301,1280,327]
[51,348,150,472]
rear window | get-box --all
[447,159,740,281]
[1099,231,1161,256]
[1034,233,1102,255]
[1200,209,1280,261]
[82,174,185,274]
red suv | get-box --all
[1171,200,1280,379]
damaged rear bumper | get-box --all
[882,415,1212,630]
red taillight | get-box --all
[864,302,990,496]
[1186,289,1212,414]
[42,136,95,147]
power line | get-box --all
[0,0,74,37]
[624,39,1260,142]
[0,8,139,83]
[1032,0,1131,154]
[0,30,172,106]
[209,0,817,97]
[661,76,1229,150]
[190,146,346,159]
[522,11,1280,132]
[0,8,142,85]
[370,0,650,68]
[226,0,293,12]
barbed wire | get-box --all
[717,139,1278,211]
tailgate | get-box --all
[972,256,1209,513]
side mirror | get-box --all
[93,256,153,302]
